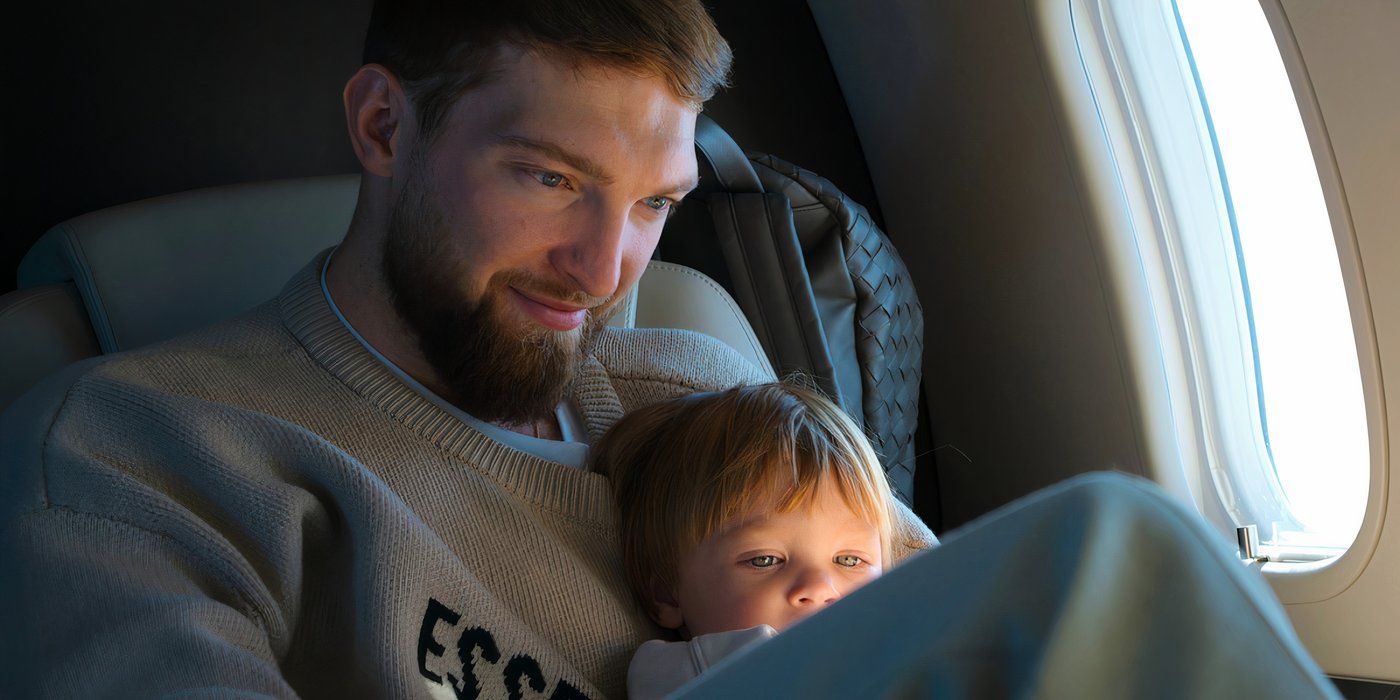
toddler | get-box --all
[594,382,900,698]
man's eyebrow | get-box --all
[665,175,701,197]
[493,134,615,185]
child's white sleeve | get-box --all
[626,624,777,699]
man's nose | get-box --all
[787,568,841,608]
[552,205,630,300]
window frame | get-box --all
[1028,0,1387,604]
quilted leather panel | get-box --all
[751,154,925,502]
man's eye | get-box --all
[535,171,567,188]
[643,195,674,212]
[834,555,864,568]
[746,555,781,568]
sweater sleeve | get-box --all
[594,327,776,414]
[1,508,294,698]
[0,368,297,698]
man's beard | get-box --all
[381,160,613,426]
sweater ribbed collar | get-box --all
[276,248,625,520]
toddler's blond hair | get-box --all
[594,380,897,620]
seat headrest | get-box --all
[19,175,360,353]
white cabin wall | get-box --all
[808,0,1145,529]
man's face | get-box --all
[665,479,885,637]
[383,48,699,424]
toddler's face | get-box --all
[656,480,884,637]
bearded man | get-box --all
[0,2,800,696]
[0,1,1342,698]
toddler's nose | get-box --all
[788,570,841,608]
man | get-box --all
[0,1,1340,698]
[1,2,786,696]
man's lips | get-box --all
[509,287,590,331]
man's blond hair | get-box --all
[594,381,897,619]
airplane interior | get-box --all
[2,0,1397,696]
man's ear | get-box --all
[343,64,409,178]
[649,583,684,631]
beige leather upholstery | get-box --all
[19,175,359,354]
[0,284,101,413]
[0,176,768,414]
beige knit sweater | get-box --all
[0,252,934,699]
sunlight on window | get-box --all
[1176,0,1367,548]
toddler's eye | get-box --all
[746,555,781,568]
[834,555,864,567]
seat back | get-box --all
[0,176,771,413]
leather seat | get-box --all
[0,175,771,414]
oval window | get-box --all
[1175,0,1367,554]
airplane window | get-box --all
[1173,0,1366,555]
[1065,0,1371,560]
